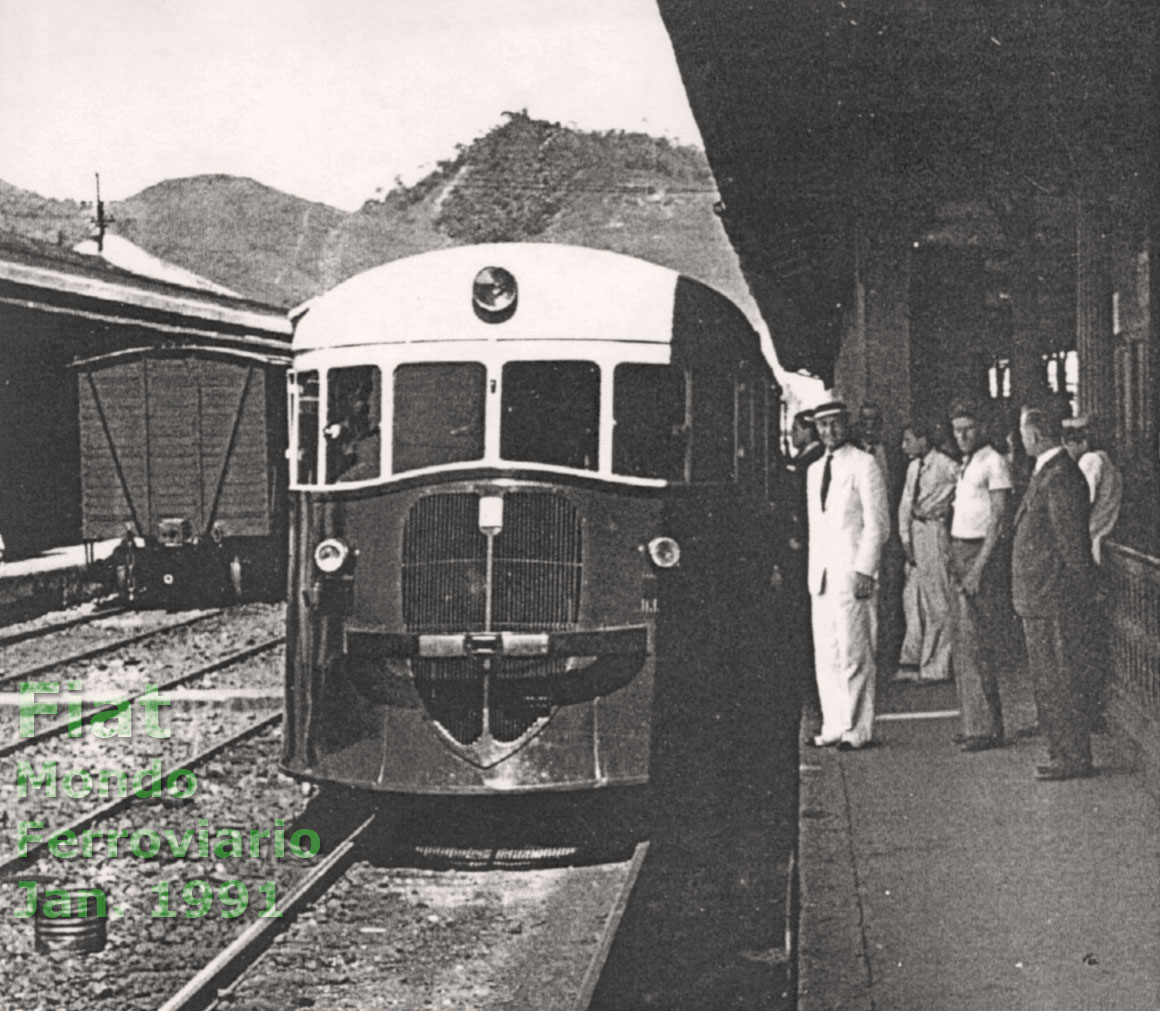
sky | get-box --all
[0,0,703,212]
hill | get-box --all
[0,179,92,249]
[319,113,761,336]
[0,116,767,346]
[110,176,347,307]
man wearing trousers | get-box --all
[949,400,1013,752]
[1013,406,1096,780]
[806,400,890,750]
[897,420,957,682]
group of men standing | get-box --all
[784,397,1121,781]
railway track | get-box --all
[162,827,650,1011]
[0,609,224,690]
[158,812,378,1011]
[1,688,658,1011]
[0,636,283,760]
[0,711,283,875]
[0,603,129,649]
[0,716,320,1011]
[0,619,286,874]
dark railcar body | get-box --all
[282,244,783,794]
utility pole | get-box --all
[92,173,114,253]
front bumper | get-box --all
[344,624,648,661]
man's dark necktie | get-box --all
[912,455,924,512]
[821,453,833,510]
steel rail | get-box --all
[0,605,129,650]
[0,609,224,690]
[158,813,377,1011]
[0,711,282,876]
[164,832,648,1011]
[0,635,284,759]
[572,841,651,1010]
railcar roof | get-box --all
[292,243,700,352]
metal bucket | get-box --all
[34,895,109,954]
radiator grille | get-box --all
[402,494,488,631]
[402,492,582,631]
[402,492,582,748]
[493,493,583,630]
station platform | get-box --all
[799,671,1160,1011]
[0,539,119,624]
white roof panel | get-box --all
[293,243,680,352]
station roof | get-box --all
[0,230,291,339]
[658,0,1157,383]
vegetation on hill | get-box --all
[369,111,712,244]
[0,179,91,248]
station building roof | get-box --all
[0,229,291,343]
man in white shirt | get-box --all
[949,400,1013,751]
[897,420,958,683]
[1061,416,1122,564]
[806,400,890,750]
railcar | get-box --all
[282,244,783,793]
[73,339,290,608]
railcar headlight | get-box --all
[314,538,350,574]
[647,536,681,569]
[472,266,518,322]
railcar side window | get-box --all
[393,363,486,473]
[501,362,599,471]
[294,371,320,485]
[613,364,688,481]
[691,369,736,483]
[326,365,382,483]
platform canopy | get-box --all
[658,0,1157,384]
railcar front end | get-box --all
[281,244,781,794]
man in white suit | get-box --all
[807,401,890,750]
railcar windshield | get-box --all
[292,355,757,487]
[393,362,486,473]
[326,365,382,482]
[500,361,600,471]
[293,371,320,485]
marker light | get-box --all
[314,538,350,574]
[478,495,504,536]
[473,266,518,322]
[647,536,681,569]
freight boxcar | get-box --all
[74,340,291,607]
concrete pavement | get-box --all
[799,677,1160,1011]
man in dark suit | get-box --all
[1012,406,1097,780]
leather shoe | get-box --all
[1035,763,1095,781]
[806,736,839,748]
[837,739,874,752]
[959,735,1003,752]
